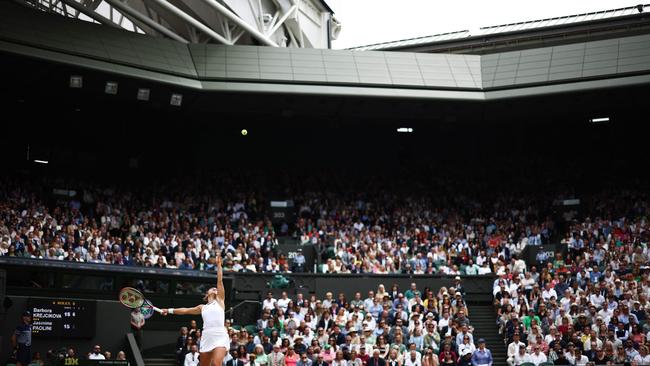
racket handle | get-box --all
[153,307,163,313]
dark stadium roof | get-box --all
[349,4,650,51]
[1,1,650,102]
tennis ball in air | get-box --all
[241,129,248,136]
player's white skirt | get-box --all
[200,329,230,353]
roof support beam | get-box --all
[147,0,232,45]
[266,5,296,37]
[201,0,279,47]
[57,0,120,28]
[102,0,189,43]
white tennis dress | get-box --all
[200,300,230,353]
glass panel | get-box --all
[6,270,55,289]
[61,274,114,291]
[175,281,212,295]
[122,278,170,294]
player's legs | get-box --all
[199,351,212,366]
[211,347,227,366]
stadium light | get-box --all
[34,160,49,164]
[105,81,118,95]
[69,75,83,88]
[589,117,610,123]
[397,127,414,133]
[170,93,183,106]
[137,88,150,101]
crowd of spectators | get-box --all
[175,281,496,366]
[1,172,648,280]
[3,344,126,366]
[0,171,562,277]
[495,194,650,366]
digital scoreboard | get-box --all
[28,299,96,338]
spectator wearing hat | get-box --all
[12,310,32,366]
[362,324,377,345]
[269,344,285,366]
[294,336,307,354]
[284,346,298,366]
[453,277,466,297]
[321,345,335,363]
[458,348,473,366]
[470,339,492,366]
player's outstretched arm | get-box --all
[162,305,202,316]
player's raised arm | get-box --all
[216,254,225,302]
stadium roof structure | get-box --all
[349,4,650,54]
[1,1,650,103]
[12,0,339,49]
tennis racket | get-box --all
[139,299,157,319]
[118,287,163,316]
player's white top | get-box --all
[202,300,226,333]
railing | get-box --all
[125,333,145,366]
[225,299,261,318]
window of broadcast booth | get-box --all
[6,268,55,289]
[175,281,212,296]
[121,278,170,294]
[61,274,114,291]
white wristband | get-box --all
[168,308,174,314]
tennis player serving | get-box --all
[162,254,228,366]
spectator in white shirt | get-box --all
[263,292,277,312]
[404,350,422,366]
[571,349,589,366]
[184,345,200,366]
[633,345,650,365]
[88,345,106,360]
[541,283,557,302]
[507,333,526,366]
[277,292,291,313]
[512,347,528,366]
[524,345,547,366]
